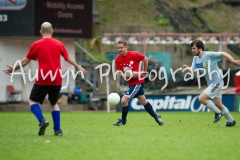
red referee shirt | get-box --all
[26,38,69,85]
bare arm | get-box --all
[119,71,144,79]
[3,57,30,75]
[221,52,240,66]
[182,64,194,75]
[67,55,87,74]
[118,70,136,78]
[118,57,148,79]
[116,56,148,79]
[143,57,148,72]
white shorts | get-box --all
[203,82,223,99]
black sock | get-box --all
[121,106,129,121]
[144,102,157,118]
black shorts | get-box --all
[29,84,61,105]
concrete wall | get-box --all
[0,38,76,102]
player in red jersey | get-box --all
[3,22,87,135]
[113,40,164,126]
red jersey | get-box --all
[115,51,145,86]
[26,38,69,86]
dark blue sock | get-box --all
[30,104,44,123]
[144,102,157,118]
[52,111,61,131]
[122,106,129,121]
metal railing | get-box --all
[74,41,99,92]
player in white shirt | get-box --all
[183,40,240,127]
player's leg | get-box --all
[212,85,235,125]
[48,86,62,135]
[113,94,130,126]
[199,85,222,123]
[29,84,50,136]
[135,83,157,119]
[137,95,155,118]
[137,83,163,126]
[50,103,62,135]
[137,95,164,126]
[113,84,142,126]
[213,97,236,127]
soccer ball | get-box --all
[107,93,120,105]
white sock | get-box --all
[221,107,234,122]
[205,100,221,113]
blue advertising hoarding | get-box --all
[127,94,235,112]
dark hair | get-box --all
[190,40,204,51]
[117,39,128,47]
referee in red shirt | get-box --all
[3,22,87,136]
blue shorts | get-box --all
[125,83,145,98]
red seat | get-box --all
[6,85,22,102]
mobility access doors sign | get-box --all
[34,0,92,38]
[0,0,92,38]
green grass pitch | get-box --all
[0,112,239,160]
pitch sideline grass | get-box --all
[0,112,239,160]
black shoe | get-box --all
[54,130,63,136]
[226,120,236,127]
[113,119,126,126]
[155,114,164,126]
[38,119,49,136]
[213,113,222,123]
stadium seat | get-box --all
[79,93,87,103]
[88,93,100,110]
[6,85,22,102]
